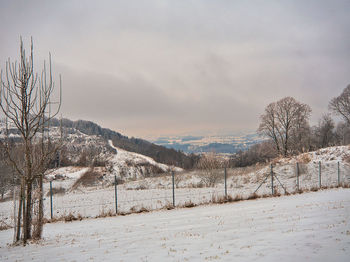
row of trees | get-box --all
[256,86,350,159]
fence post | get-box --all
[16,193,23,241]
[172,171,175,208]
[337,161,340,187]
[114,175,118,214]
[318,161,321,188]
[296,162,300,192]
[13,186,16,242]
[224,167,227,198]
[50,180,53,219]
[271,164,274,195]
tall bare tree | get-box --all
[0,37,62,244]
[258,97,311,157]
[329,85,350,125]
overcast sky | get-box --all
[0,0,349,138]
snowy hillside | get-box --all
[107,140,182,181]
[1,188,349,261]
[1,144,350,230]
[0,122,182,182]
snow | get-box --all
[0,188,349,261]
[1,137,350,261]
[1,145,350,228]
[107,140,182,180]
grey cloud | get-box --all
[0,0,350,137]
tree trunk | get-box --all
[16,183,24,242]
[33,175,44,239]
[23,181,33,243]
[21,185,26,243]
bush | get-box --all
[46,187,65,196]
[229,141,278,168]
[196,153,223,187]
[72,168,102,188]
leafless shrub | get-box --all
[179,200,196,208]
[230,194,244,202]
[45,212,83,223]
[139,163,165,178]
[110,176,124,186]
[229,140,278,167]
[0,220,12,231]
[188,181,205,188]
[163,202,174,210]
[310,186,319,192]
[74,145,107,168]
[72,168,102,188]
[97,209,114,218]
[63,213,83,222]
[46,187,65,196]
[246,193,259,200]
[342,183,350,188]
[174,173,183,188]
[130,205,150,213]
[196,153,223,187]
[273,187,282,197]
[211,194,228,204]
[298,154,312,164]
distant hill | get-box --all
[151,133,265,154]
[49,118,198,169]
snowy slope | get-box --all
[0,122,183,183]
[1,145,350,229]
[107,140,182,181]
[0,188,349,261]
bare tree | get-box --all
[258,97,311,157]
[0,37,62,244]
[312,114,335,149]
[334,121,350,145]
[329,85,350,125]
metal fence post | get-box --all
[318,161,321,188]
[224,167,227,198]
[50,180,53,219]
[114,175,118,214]
[271,164,274,195]
[296,162,300,192]
[172,171,175,207]
[337,161,340,187]
[13,186,16,242]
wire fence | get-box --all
[1,160,350,230]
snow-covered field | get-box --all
[0,188,349,261]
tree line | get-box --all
[230,86,350,167]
